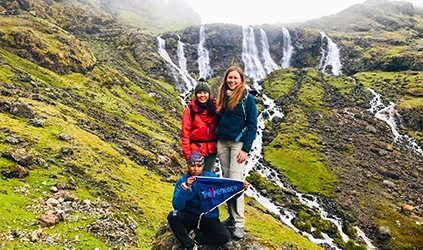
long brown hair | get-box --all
[216,65,247,114]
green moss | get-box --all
[375,204,423,249]
[0,64,14,84]
[263,68,297,100]
[354,71,423,104]
[298,72,324,111]
[264,105,336,196]
[324,75,357,99]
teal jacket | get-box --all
[216,93,258,153]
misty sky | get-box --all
[182,0,423,25]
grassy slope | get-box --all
[263,69,336,197]
[0,17,322,250]
[262,67,423,249]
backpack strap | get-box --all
[189,105,196,123]
[240,96,247,120]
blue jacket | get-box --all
[216,93,258,153]
[172,171,220,219]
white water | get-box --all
[367,88,423,156]
[157,35,197,98]
[259,28,280,74]
[242,92,343,249]
[240,31,374,249]
[280,27,294,69]
[177,35,188,73]
[355,227,377,250]
[240,35,343,249]
[318,32,342,76]
[197,25,212,79]
[242,26,267,80]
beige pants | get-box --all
[217,139,245,228]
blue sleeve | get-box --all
[172,176,191,210]
[241,94,258,153]
[202,171,219,177]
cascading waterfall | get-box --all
[242,26,267,80]
[259,28,280,74]
[318,32,342,76]
[367,87,423,156]
[177,35,188,73]
[280,27,294,69]
[197,25,212,79]
[157,35,197,98]
[240,32,374,249]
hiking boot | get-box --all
[222,217,235,227]
[232,227,244,239]
[185,244,197,250]
[188,229,197,240]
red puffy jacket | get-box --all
[181,99,218,160]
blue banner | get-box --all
[194,176,244,214]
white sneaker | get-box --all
[232,227,244,239]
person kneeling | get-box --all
[167,150,231,250]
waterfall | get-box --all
[367,87,423,156]
[197,25,212,79]
[318,32,342,76]
[239,34,375,248]
[177,35,188,73]
[280,27,294,69]
[243,94,351,249]
[259,28,280,74]
[242,26,267,80]
[157,35,197,97]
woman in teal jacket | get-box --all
[215,65,258,239]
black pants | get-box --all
[167,210,231,249]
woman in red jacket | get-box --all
[181,79,219,172]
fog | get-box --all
[182,0,423,26]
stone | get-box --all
[1,165,29,179]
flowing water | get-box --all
[157,35,197,100]
[259,28,280,74]
[318,32,342,76]
[197,25,212,79]
[280,27,294,69]
[367,87,423,156]
[242,26,267,80]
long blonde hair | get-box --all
[216,65,247,114]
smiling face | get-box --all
[196,91,210,104]
[226,70,242,90]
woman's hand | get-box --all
[185,176,196,187]
[243,180,249,191]
[237,150,248,163]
